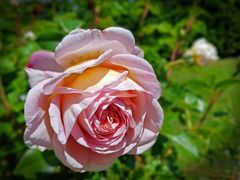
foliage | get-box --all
[0,0,239,179]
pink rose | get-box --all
[24,27,163,172]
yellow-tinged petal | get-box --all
[64,67,124,90]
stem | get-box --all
[197,90,223,126]
[170,16,195,62]
[164,59,185,70]
[87,0,100,28]
[185,109,193,130]
[0,77,12,116]
[140,0,150,26]
[170,42,181,63]
[167,17,195,80]
[195,62,239,128]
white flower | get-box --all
[24,31,36,41]
[185,38,219,65]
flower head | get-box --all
[24,27,163,172]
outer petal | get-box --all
[48,96,66,144]
[53,135,121,172]
[104,54,161,99]
[27,50,63,72]
[133,46,144,58]
[25,68,60,87]
[129,97,163,154]
[24,114,53,150]
[102,27,144,57]
[102,27,135,53]
[55,27,141,68]
[66,136,122,172]
[55,28,128,68]
[24,79,53,149]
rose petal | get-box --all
[103,27,144,58]
[53,135,122,172]
[105,54,161,99]
[24,79,49,127]
[27,50,63,72]
[25,67,60,87]
[43,49,113,95]
[85,91,113,119]
[52,134,76,170]
[24,79,53,149]
[133,46,144,58]
[109,77,146,93]
[71,122,89,148]
[102,27,135,53]
[48,96,66,144]
[24,114,53,150]
[62,94,99,142]
[66,67,128,92]
[129,98,163,154]
[55,28,129,68]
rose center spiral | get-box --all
[92,105,123,135]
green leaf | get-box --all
[38,41,60,51]
[215,79,240,90]
[184,93,205,112]
[161,111,184,134]
[0,122,14,137]
[54,12,83,32]
[166,133,199,157]
[37,31,63,41]
[32,20,59,36]
[14,149,60,179]
[157,22,174,35]
[0,59,15,74]
[0,19,11,30]
[58,19,83,32]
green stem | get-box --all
[197,90,223,127]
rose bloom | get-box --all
[185,38,219,65]
[24,27,163,172]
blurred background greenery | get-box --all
[0,0,240,179]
